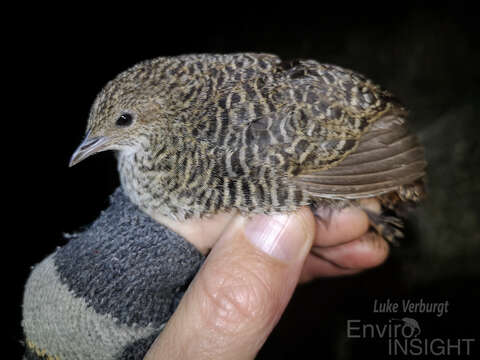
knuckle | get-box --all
[197,259,279,335]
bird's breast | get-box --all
[116,145,314,220]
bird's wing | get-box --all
[188,57,426,198]
[290,114,426,199]
[241,60,426,198]
[272,62,427,198]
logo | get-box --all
[346,299,476,356]
[392,317,421,337]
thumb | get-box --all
[144,207,315,360]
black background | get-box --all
[8,3,480,359]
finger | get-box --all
[310,232,389,272]
[313,207,370,247]
[358,198,382,214]
[154,211,238,255]
[299,254,361,281]
[145,207,315,360]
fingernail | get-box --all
[315,206,364,219]
[358,198,381,214]
[244,213,308,263]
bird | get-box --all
[70,53,426,242]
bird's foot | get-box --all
[364,209,404,245]
[309,204,334,228]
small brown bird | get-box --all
[70,53,426,242]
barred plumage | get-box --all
[71,53,427,241]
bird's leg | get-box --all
[363,209,404,245]
[310,199,404,244]
[309,203,334,228]
[354,198,403,245]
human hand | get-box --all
[144,200,389,359]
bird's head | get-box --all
[69,59,171,167]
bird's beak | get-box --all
[69,134,110,167]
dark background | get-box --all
[8,4,479,358]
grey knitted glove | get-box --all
[22,188,205,360]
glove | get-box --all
[22,188,205,360]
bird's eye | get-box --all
[116,113,133,127]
